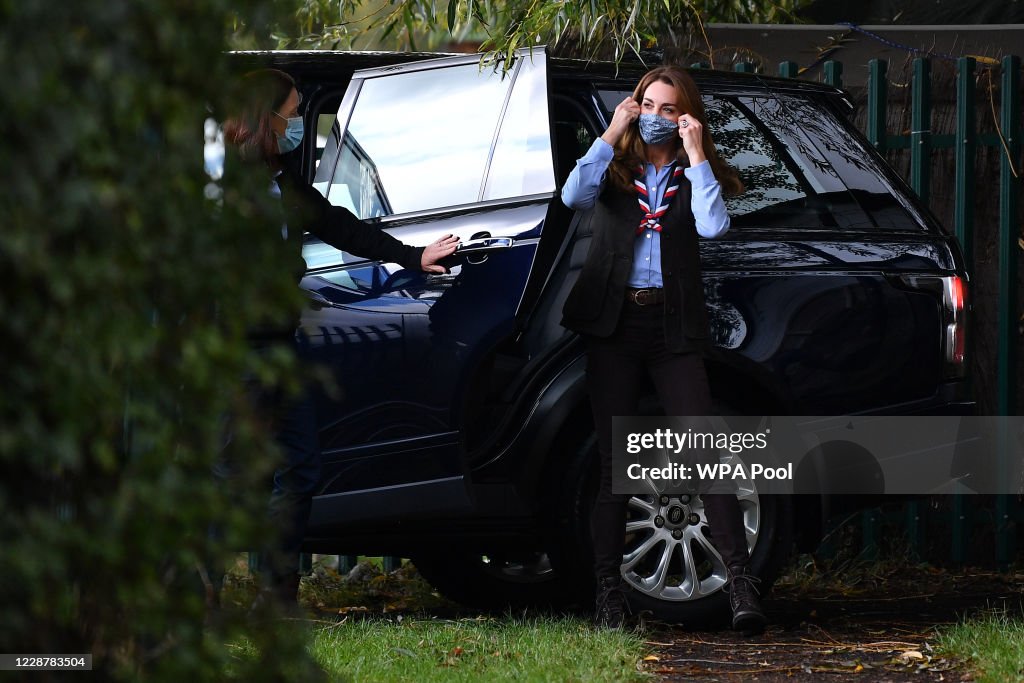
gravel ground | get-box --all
[642,567,1024,682]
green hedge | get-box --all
[0,2,322,679]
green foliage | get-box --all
[0,1,322,679]
[936,610,1024,683]
[253,0,812,62]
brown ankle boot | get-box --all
[593,576,628,630]
[726,564,766,635]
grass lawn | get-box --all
[221,558,652,681]
[936,610,1024,683]
[224,615,651,682]
[305,616,651,682]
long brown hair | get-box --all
[222,68,295,167]
[606,66,743,197]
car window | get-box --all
[596,89,921,231]
[319,63,513,218]
[714,96,877,229]
[704,97,812,222]
[314,111,338,171]
[598,89,824,226]
[551,101,596,186]
[483,56,555,200]
[770,95,921,231]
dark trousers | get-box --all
[585,299,750,581]
[265,387,321,587]
[207,337,321,603]
[240,337,322,592]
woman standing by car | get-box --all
[560,65,764,633]
[221,68,459,607]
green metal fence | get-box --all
[713,54,1023,567]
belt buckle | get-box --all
[633,288,653,306]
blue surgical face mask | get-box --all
[275,115,304,154]
[638,113,679,145]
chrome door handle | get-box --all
[455,237,513,253]
[455,237,513,265]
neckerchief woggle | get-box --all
[634,162,684,235]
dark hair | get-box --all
[606,66,743,197]
[222,69,296,166]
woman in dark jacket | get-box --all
[561,66,764,633]
[223,69,458,605]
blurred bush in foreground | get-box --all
[0,2,322,679]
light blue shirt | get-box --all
[270,171,288,240]
[561,138,730,288]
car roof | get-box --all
[549,56,851,108]
[228,50,453,83]
[229,49,852,112]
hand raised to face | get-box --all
[677,114,707,166]
[600,96,641,147]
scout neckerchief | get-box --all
[634,162,684,235]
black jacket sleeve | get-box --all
[277,170,425,272]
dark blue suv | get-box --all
[219,48,973,621]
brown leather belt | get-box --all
[625,287,664,306]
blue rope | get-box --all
[836,22,962,62]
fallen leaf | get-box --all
[643,655,660,662]
[449,646,464,657]
[855,663,864,672]
[901,650,925,660]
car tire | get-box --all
[550,432,794,625]
[410,549,572,610]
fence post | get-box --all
[997,54,1021,567]
[867,59,888,153]
[911,58,932,205]
[338,555,358,573]
[951,59,978,568]
[952,493,967,565]
[778,61,799,79]
[824,60,843,89]
[905,502,921,557]
[955,57,977,271]
[248,551,261,576]
[997,54,1020,417]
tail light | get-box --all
[942,276,967,378]
[895,274,969,380]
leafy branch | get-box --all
[253,0,812,65]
